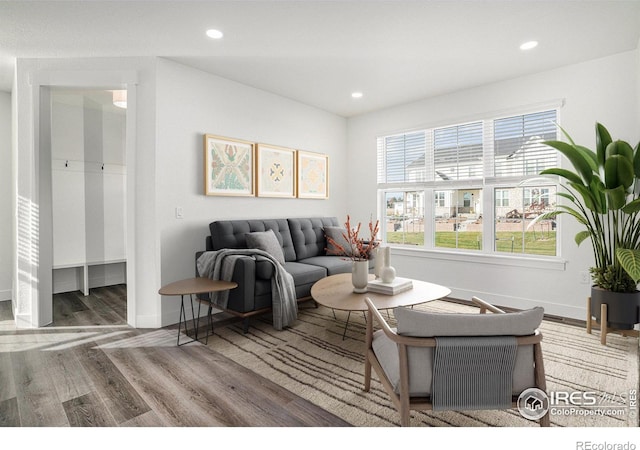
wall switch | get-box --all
[175,207,184,219]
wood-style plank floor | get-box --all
[0,285,350,427]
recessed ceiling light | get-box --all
[520,40,538,51]
[206,29,224,39]
[351,92,363,99]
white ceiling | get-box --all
[1,0,639,117]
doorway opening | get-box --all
[49,88,128,326]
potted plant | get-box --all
[536,123,640,330]
[326,215,380,293]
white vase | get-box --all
[352,260,369,293]
[380,246,396,283]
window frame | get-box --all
[376,103,564,263]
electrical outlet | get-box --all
[579,271,590,284]
[175,207,184,219]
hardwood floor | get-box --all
[0,286,350,427]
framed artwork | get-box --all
[297,150,329,199]
[256,144,297,198]
[204,134,255,196]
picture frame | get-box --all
[203,134,255,196]
[297,150,329,199]
[256,143,297,198]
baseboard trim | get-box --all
[0,289,11,301]
[449,287,584,321]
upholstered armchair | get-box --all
[363,296,549,426]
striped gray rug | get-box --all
[207,300,639,427]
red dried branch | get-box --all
[325,215,380,261]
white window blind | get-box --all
[493,110,558,177]
[377,131,426,183]
[433,122,483,181]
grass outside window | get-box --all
[386,231,556,256]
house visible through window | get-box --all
[495,189,509,207]
[377,107,559,257]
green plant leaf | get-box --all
[556,204,588,225]
[634,141,640,178]
[540,168,583,185]
[606,140,634,162]
[556,122,576,146]
[575,145,599,172]
[589,176,607,214]
[605,185,627,210]
[622,198,640,214]
[574,230,591,246]
[616,248,640,284]
[543,140,594,184]
[596,122,612,168]
[604,154,634,190]
[568,181,597,211]
[556,192,575,203]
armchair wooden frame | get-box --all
[363,296,550,427]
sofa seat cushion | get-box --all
[298,256,353,276]
[283,261,327,286]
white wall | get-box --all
[155,58,348,325]
[0,91,11,301]
[347,50,639,320]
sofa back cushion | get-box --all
[209,219,297,261]
[288,217,339,260]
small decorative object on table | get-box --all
[367,276,413,295]
[326,215,380,293]
[378,246,396,283]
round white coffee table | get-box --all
[311,273,451,338]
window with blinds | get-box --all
[494,110,558,177]
[376,106,559,258]
[377,131,426,183]
[433,122,483,181]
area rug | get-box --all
[206,300,639,427]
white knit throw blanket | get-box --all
[196,249,298,330]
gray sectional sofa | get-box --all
[196,217,364,330]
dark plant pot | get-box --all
[590,287,640,330]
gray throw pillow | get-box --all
[245,230,285,264]
[324,226,353,256]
